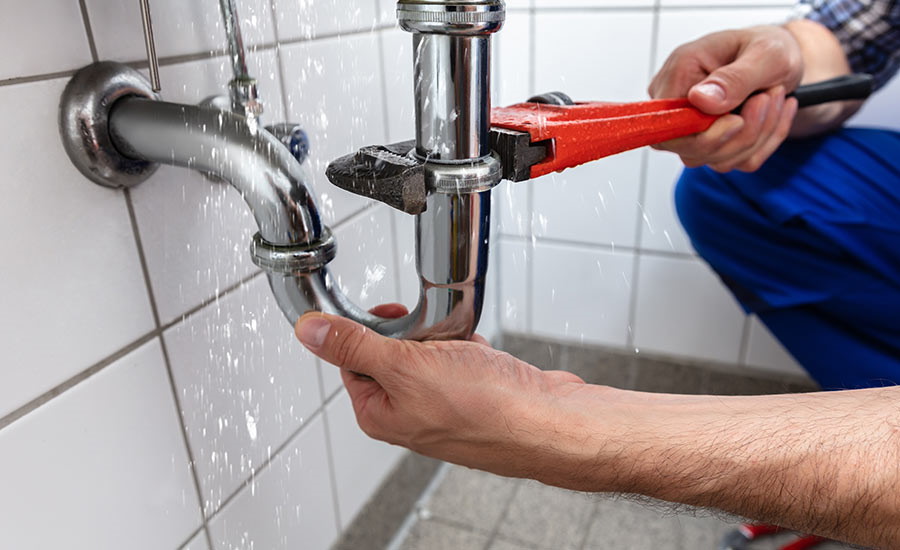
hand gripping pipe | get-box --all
[59,1,505,341]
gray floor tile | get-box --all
[502,335,566,372]
[582,497,724,550]
[399,518,492,550]
[703,369,816,396]
[631,356,709,395]
[673,513,734,549]
[333,453,442,550]
[489,537,540,550]
[424,466,520,532]
[496,481,596,550]
[562,345,633,389]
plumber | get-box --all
[295,0,900,548]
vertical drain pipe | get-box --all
[397,1,505,338]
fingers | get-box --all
[735,96,798,172]
[295,313,403,378]
[657,86,794,172]
[687,31,799,115]
[369,303,410,319]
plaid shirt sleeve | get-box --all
[794,0,900,90]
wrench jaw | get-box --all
[325,140,427,215]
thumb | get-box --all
[688,47,784,115]
[295,313,399,377]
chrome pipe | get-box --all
[106,95,489,339]
[109,97,320,246]
[218,0,262,118]
[266,191,490,340]
[219,0,250,81]
[413,34,491,162]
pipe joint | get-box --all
[250,230,337,274]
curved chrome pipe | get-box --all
[110,97,320,247]
[108,96,489,340]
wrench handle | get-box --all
[734,74,874,113]
[791,73,875,108]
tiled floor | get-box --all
[335,335,860,550]
[399,465,856,550]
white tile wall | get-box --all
[0,1,92,80]
[532,151,644,249]
[633,255,746,363]
[208,415,339,550]
[164,276,323,515]
[276,0,379,41]
[183,533,211,550]
[1,2,418,548]
[85,0,276,63]
[532,243,634,347]
[0,341,201,549]
[0,78,155,419]
[326,390,406,528]
[744,316,806,376]
[534,11,654,103]
[280,33,385,225]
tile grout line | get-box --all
[0,331,158,431]
[159,332,215,550]
[627,0,663,350]
[384,462,453,550]
[176,525,208,550]
[77,0,99,63]
[0,24,397,89]
[124,189,214,548]
[204,406,326,525]
[0,269,265,434]
[481,480,524,550]
[499,232,698,261]
[320,406,346,535]
[525,5,536,335]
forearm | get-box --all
[534,386,900,548]
[784,18,864,136]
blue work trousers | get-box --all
[675,128,900,390]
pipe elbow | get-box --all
[109,96,323,247]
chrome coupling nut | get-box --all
[397,0,505,35]
[250,229,337,274]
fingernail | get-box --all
[297,317,331,349]
[694,82,726,101]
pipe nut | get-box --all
[398,1,505,35]
[425,154,503,194]
[250,229,337,274]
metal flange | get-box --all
[250,230,337,274]
[59,61,160,189]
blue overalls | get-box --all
[675,128,900,389]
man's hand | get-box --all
[294,309,900,547]
[294,308,589,480]
[649,25,804,172]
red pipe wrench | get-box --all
[490,74,874,182]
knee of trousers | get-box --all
[673,166,733,256]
